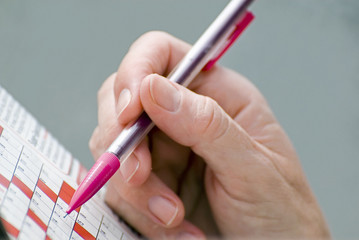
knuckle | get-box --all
[141,30,169,40]
[124,31,178,77]
[129,31,171,64]
[131,31,170,49]
[193,97,229,142]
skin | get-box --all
[89,31,330,239]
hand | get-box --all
[89,31,330,239]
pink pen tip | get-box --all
[66,152,120,213]
[66,207,73,215]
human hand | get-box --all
[89,31,330,239]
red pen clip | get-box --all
[202,11,254,71]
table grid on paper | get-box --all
[0,125,135,240]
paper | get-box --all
[0,86,139,240]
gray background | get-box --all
[1,0,358,238]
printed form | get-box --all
[0,85,139,240]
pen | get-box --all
[66,0,255,214]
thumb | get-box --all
[140,74,258,175]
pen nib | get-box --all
[63,213,68,219]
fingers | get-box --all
[90,70,192,232]
[104,169,206,237]
[89,73,151,186]
[97,126,197,233]
[140,73,259,176]
[114,31,190,125]
[88,33,199,236]
[105,177,205,239]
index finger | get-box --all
[114,31,190,124]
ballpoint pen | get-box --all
[66,0,255,215]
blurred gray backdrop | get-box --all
[1,0,358,238]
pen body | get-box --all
[107,112,154,163]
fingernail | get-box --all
[149,75,181,112]
[148,195,178,226]
[120,154,139,182]
[116,88,131,118]
[176,232,203,240]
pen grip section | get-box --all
[107,112,155,163]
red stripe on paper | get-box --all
[45,235,52,240]
[1,218,19,238]
[58,181,75,205]
[12,175,33,199]
[37,179,57,202]
[27,209,47,232]
[0,174,10,188]
[73,222,95,240]
[0,125,3,136]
